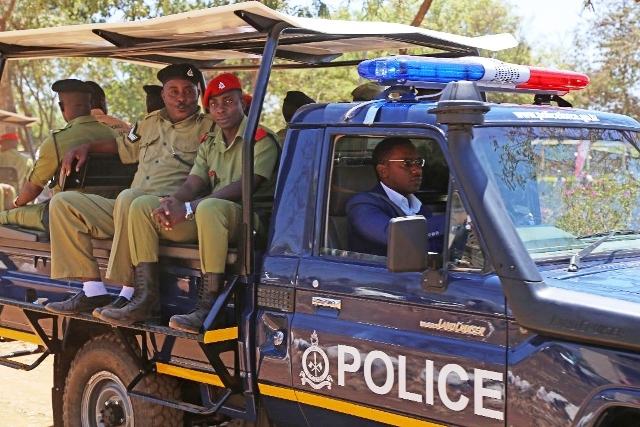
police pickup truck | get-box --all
[1,3,639,427]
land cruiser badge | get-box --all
[300,331,333,390]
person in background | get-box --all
[351,82,384,101]
[346,137,445,256]
[277,90,315,143]
[242,94,253,116]
[0,79,119,229]
[143,84,165,114]
[85,81,131,137]
[0,133,33,212]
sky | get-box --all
[506,0,593,50]
[295,0,593,52]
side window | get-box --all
[321,134,448,262]
[447,189,485,270]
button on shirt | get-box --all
[380,182,422,215]
[116,108,214,196]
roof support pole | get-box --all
[240,21,289,278]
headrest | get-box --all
[330,164,377,216]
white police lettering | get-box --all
[334,344,504,420]
[512,111,599,123]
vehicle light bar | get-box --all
[357,55,589,93]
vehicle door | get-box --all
[290,128,508,426]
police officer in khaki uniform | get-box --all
[98,73,279,333]
[45,63,215,315]
[0,79,119,229]
[86,80,131,137]
[0,133,33,212]
[143,84,165,114]
[276,90,315,143]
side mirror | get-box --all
[387,215,429,272]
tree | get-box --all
[2,0,534,141]
[567,0,640,118]
[261,0,535,129]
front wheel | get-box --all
[63,333,183,427]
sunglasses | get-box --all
[386,158,425,168]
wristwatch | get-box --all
[185,202,194,220]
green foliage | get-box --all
[3,0,535,145]
[543,173,639,237]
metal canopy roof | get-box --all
[0,110,39,127]
[0,2,518,70]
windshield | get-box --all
[473,126,640,260]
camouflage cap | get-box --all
[351,82,384,101]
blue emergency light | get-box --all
[357,55,589,93]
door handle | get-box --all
[312,296,341,310]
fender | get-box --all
[573,387,640,426]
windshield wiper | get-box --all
[568,229,640,272]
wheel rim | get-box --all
[81,371,134,427]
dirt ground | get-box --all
[0,341,53,427]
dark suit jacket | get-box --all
[345,183,445,256]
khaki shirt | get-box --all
[118,108,215,196]
[276,127,287,145]
[0,148,33,191]
[29,115,119,193]
[191,116,279,202]
[91,108,131,137]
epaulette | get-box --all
[127,123,141,143]
[255,128,268,141]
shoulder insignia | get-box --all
[200,133,208,144]
[127,123,141,143]
[254,128,267,142]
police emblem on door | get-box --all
[300,330,333,390]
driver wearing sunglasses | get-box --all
[346,136,445,256]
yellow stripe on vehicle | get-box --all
[155,363,223,387]
[258,383,298,401]
[203,326,238,343]
[259,383,445,427]
[0,327,43,345]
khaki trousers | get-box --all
[128,195,253,274]
[0,202,47,231]
[49,189,146,284]
[0,184,16,213]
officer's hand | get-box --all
[61,144,90,176]
[152,196,187,230]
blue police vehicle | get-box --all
[0,3,639,427]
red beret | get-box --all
[204,73,242,106]
[242,94,253,109]
[0,133,19,142]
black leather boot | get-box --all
[98,263,161,326]
[168,273,224,334]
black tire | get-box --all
[63,333,183,427]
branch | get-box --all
[410,0,433,27]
